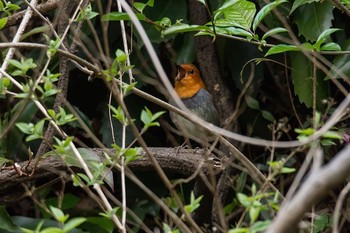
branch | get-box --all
[5,0,60,28]
[267,144,350,233]
[0,147,222,204]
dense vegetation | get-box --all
[0,0,350,232]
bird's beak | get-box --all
[175,65,186,81]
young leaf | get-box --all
[252,0,287,32]
[50,206,68,223]
[265,44,300,56]
[0,17,7,30]
[316,28,341,44]
[262,27,288,40]
[63,218,87,232]
[320,42,341,51]
[162,24,209,37]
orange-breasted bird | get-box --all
[170,64,220,143]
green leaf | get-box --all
[124,147,142,164]
[184,192,203,214]
[280,167,296,173]
[140,107,165,130]
[265,44,300,56]
[250,220,272,233]
[249,206,260,223]
[86,217,114,233]
[245,96,260,110]
[214,0,256,30]
[228,228,249,233]
[295,127,315,135]
[109,105,127,124]
[262,27,288,40]
[237,193,250,207]
[50,206,68,223]
[123,82,137,95]
[50,148,114,190]
[261,110,275,122]
[252,0,287,31]
[322,130,343,139]
[116,49,127,63]
[0,206,23,233]
[293,1,334,42]
[41,227,64,233]
[63,217,86,232]
[134,2,147,13]
[162,24,209,36]
[0,17,7,30]
[325,39,350,80]
[320,42,341,51]
[290,53,328,107]
[316,28,341,45]
[290,0,317,14]
[218,26,253,37]
[101,12,146,21]
[16,122,33,135]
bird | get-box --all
[169,64,220,144]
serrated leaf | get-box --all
[252,0,287,31]
[293,2,334,42]
[214,0,256,30]
[290,53,328,107]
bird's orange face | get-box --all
[174,64,206,99]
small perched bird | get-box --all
[170,64,220,143]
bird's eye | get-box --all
[189,69,195,74]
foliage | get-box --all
[0,0,349,232]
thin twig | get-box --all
[0,0,38,79]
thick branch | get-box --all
[267,145,350,233]
[0,147,222,204]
